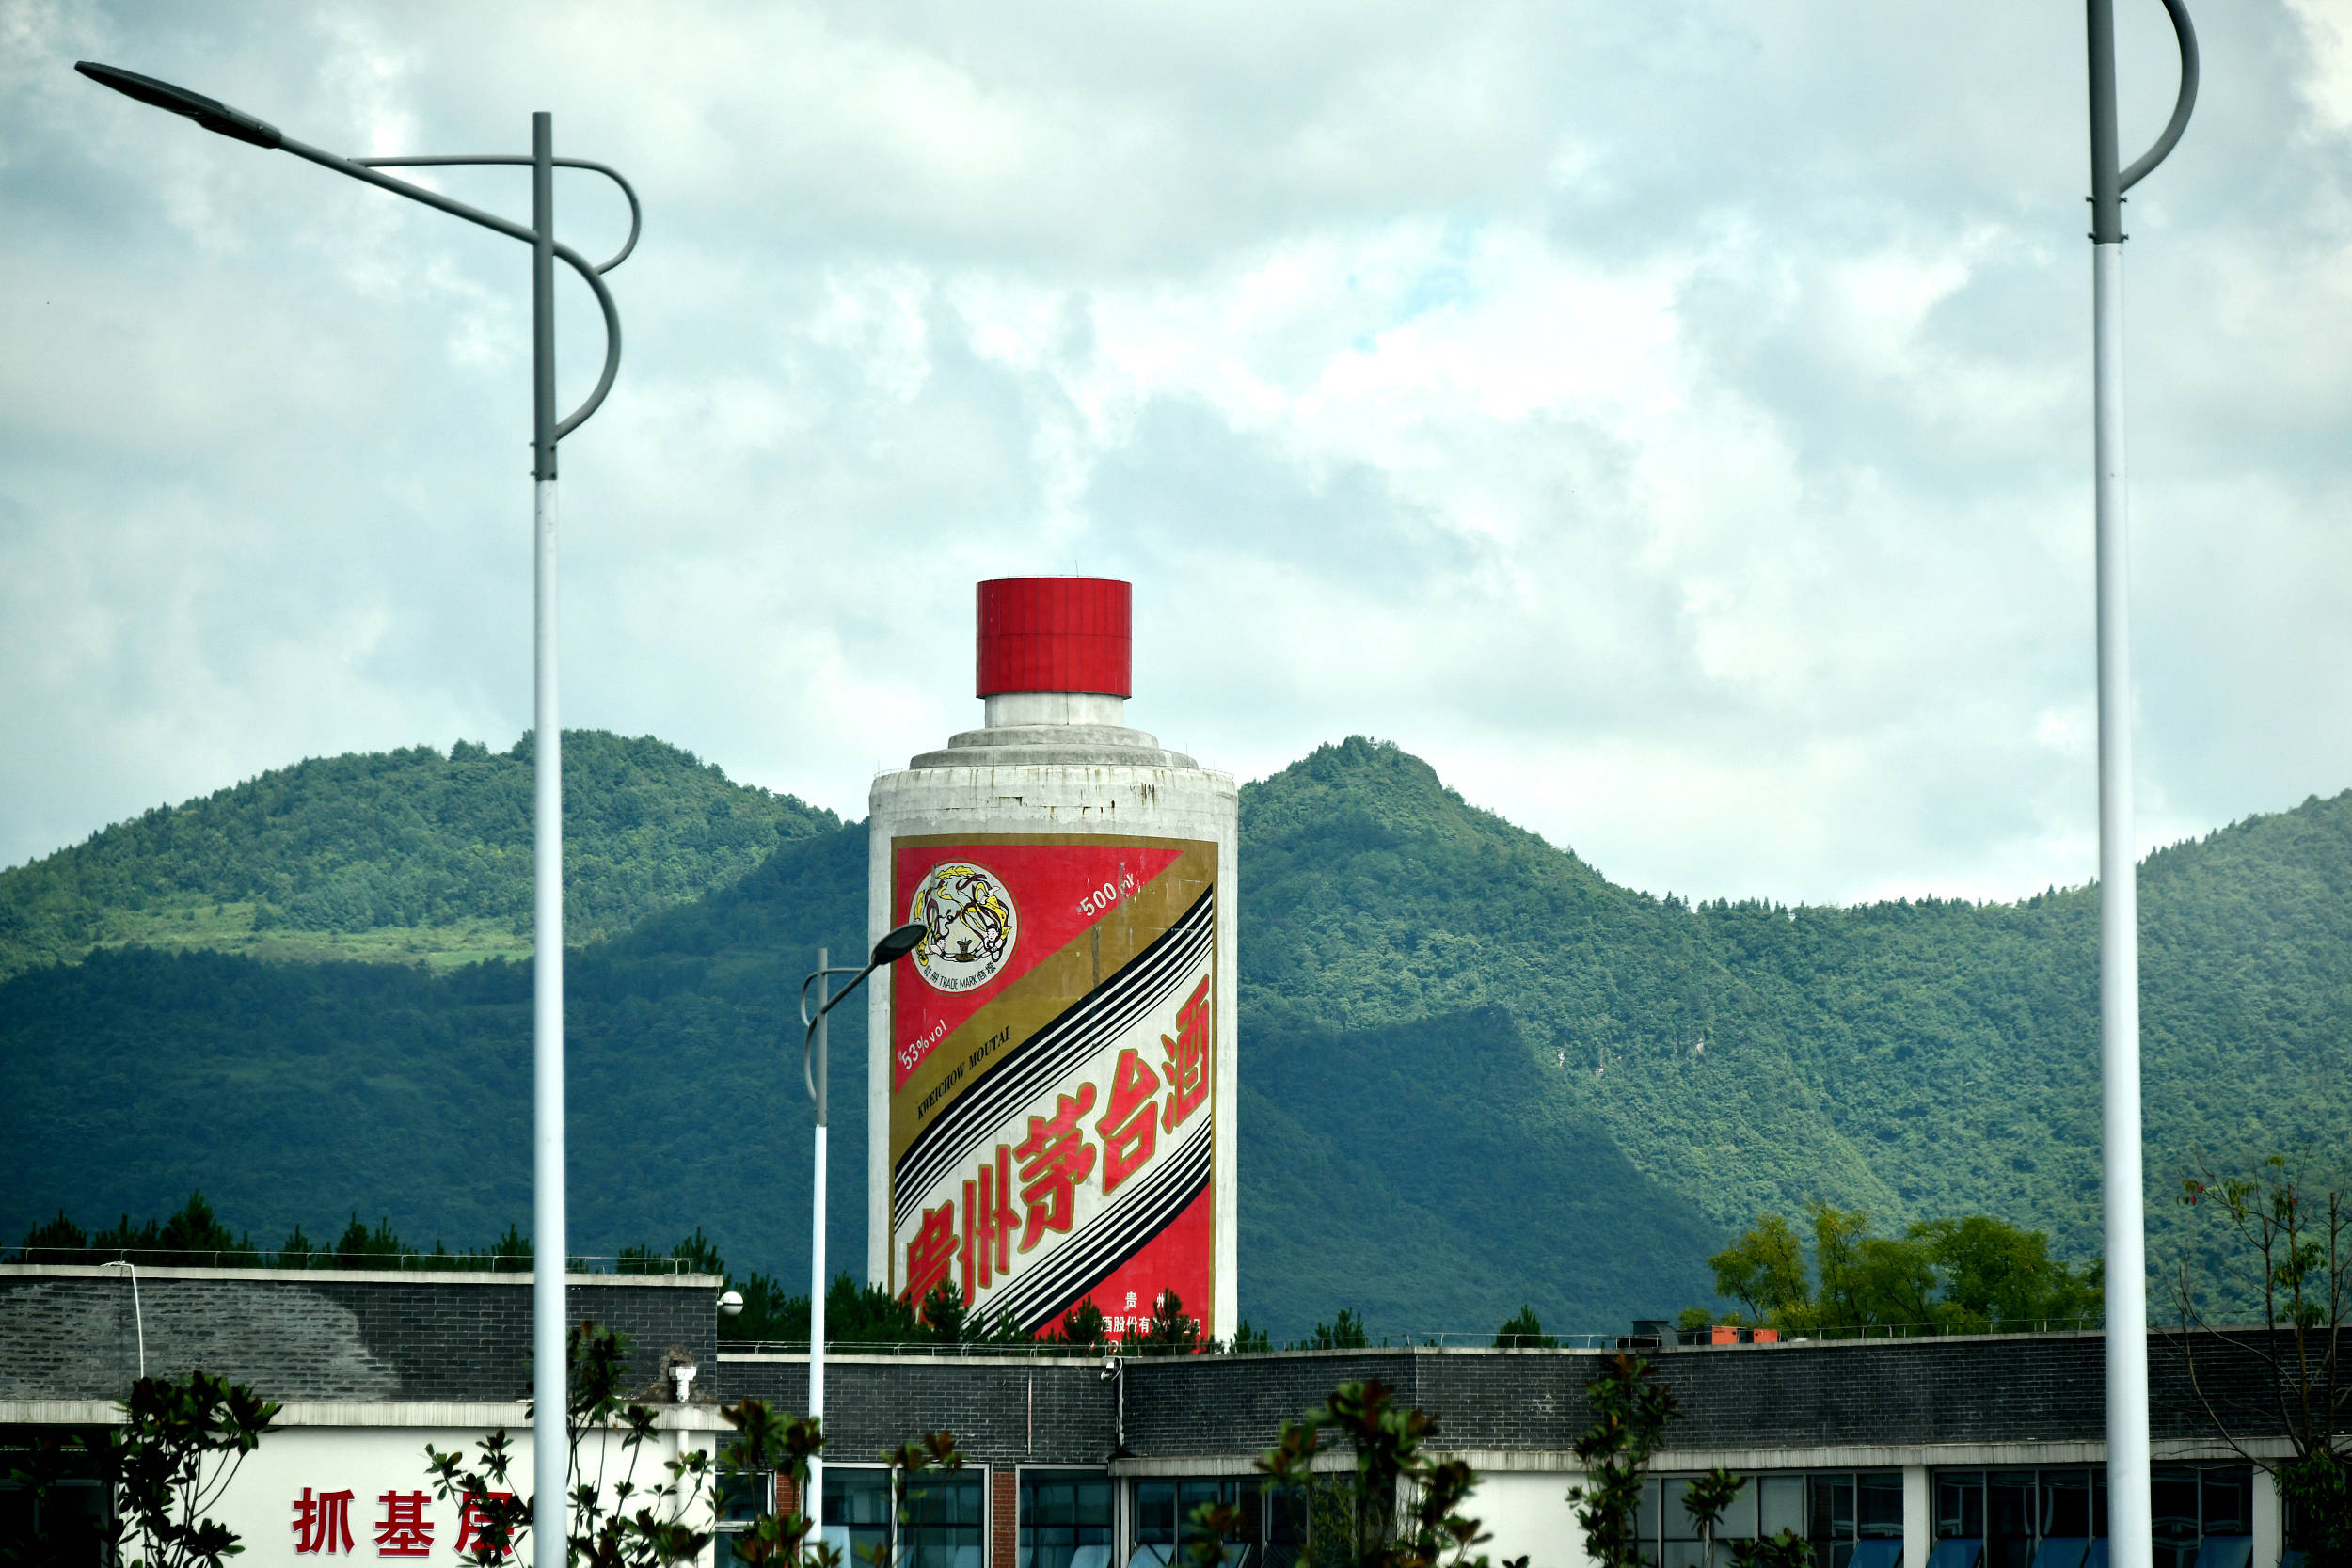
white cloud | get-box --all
[3,0,2348,910]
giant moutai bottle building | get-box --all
[866,578,1239,1342]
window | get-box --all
[1938,1467,2109,1568]
[1022,1471,1113,1568]
[1635,1472,1897,1568]
[904,1471,986,1568]
[1130,1479,1263,1568]
[825,1467,897,1568]
[713,1471,771,1568]
[1810,1472,1904,1568]
[1936,1465,2249,1568]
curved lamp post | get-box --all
[74,61,636,1567]
[797,922,927,1519]
[2081,8,2197,1568]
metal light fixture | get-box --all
[794,921,930,1513]
[75,62,637,1568]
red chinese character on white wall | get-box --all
[373,1489,434,1557]
[292,1486,357,1555]
[454,1491,519,1559]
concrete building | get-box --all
[0,1263,2306,1568]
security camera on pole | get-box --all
[2079,8,2196,1568]
[74,62,637,1567]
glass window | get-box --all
[2043,1474,2092,1541]
[1134,1485,1261,1568]
[1812,1475,1857,1568]
[905,1471,985,1568]
[1941,1474,1985,1544]
[1935,1465,2243,1568]
[1022,1471,1112,1568]
[2153,1468,2202,1568]
[1265,1485,1308,1568]
[1861,1476,1904,1539]
[1761,1477,1808,1541]
[2201,1472,2252,1540]
[1990,1475,2037,1568]
[825,1467,897,1568]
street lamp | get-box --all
[2080,8,2197,1568]
[74,61,637,1568]
[796,922,927,1518]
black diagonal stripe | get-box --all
[984,1119,1213,1331]
[897,886,1211,1212]
[993,1129,1211,1332]
[894,916,1209,1227]
[893,887,1214,1228]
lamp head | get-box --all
[871,922,927,966]
[75,61,282,149]
[718,1290,744,1318]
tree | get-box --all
[1684,1468,1747,1568]
[1252,1377,1525,1568]
[424,1321,717,1567]
[1709,1215,1810,1324]
[2176,1154,2351,1568]
[1224,1320,1273,1354]
[1300,1308,1371,1351]
[2,1370,283,1568]
[1133,1290,1204,1356]
[1495,1307,1558,1350]
[1567,1354,1677,1568]
[713,1402,962,1568]
[1729,1532,1816,1568]
[1704,1207,2100,1336]
[1045,1297,1110,1351]
[708,1399,830,1566]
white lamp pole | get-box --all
[2080,8,2196,1568]
[799,926,930,1528]
[72,64,638,1568]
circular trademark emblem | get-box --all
[909,861,1019,993]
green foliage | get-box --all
[424,1321,715,1568]
[1684,1469,1749,1568]
[713,1399,831,1565]
[1702,1206,2101,1335]
[11,734,2352,1338]
[1254,1377,1521,1568]
[1224,1320,1273,1354]
[1495,1307,1558,1349]
[49,1370,283,1568]
[1568,1354,1677,1568]
[1131,1289,1206,1356]
[2176,1154,2352,1567]
[0,730,837,977]
[1729,1532,1816,1568]
[1298,1308,1371,1351]
[1047,1298,1110,1351]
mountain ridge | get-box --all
[5,731,2346,1335]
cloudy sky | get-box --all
[4,0,2348,907]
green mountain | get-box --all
[4,732,2347,1338]
[0,732,837,978]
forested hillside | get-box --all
[0,732,836,977]
[4,733,2346,1336]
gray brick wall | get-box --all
[2,1266,2312,1471]
[717,1355,1116,1466]
[0,1267,718,1402]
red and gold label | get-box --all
[887,832,1216,1342]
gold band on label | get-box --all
[887,833,1216,1165]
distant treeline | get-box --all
[13,1193,1287,1355]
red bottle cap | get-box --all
[976,578,1132,698]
